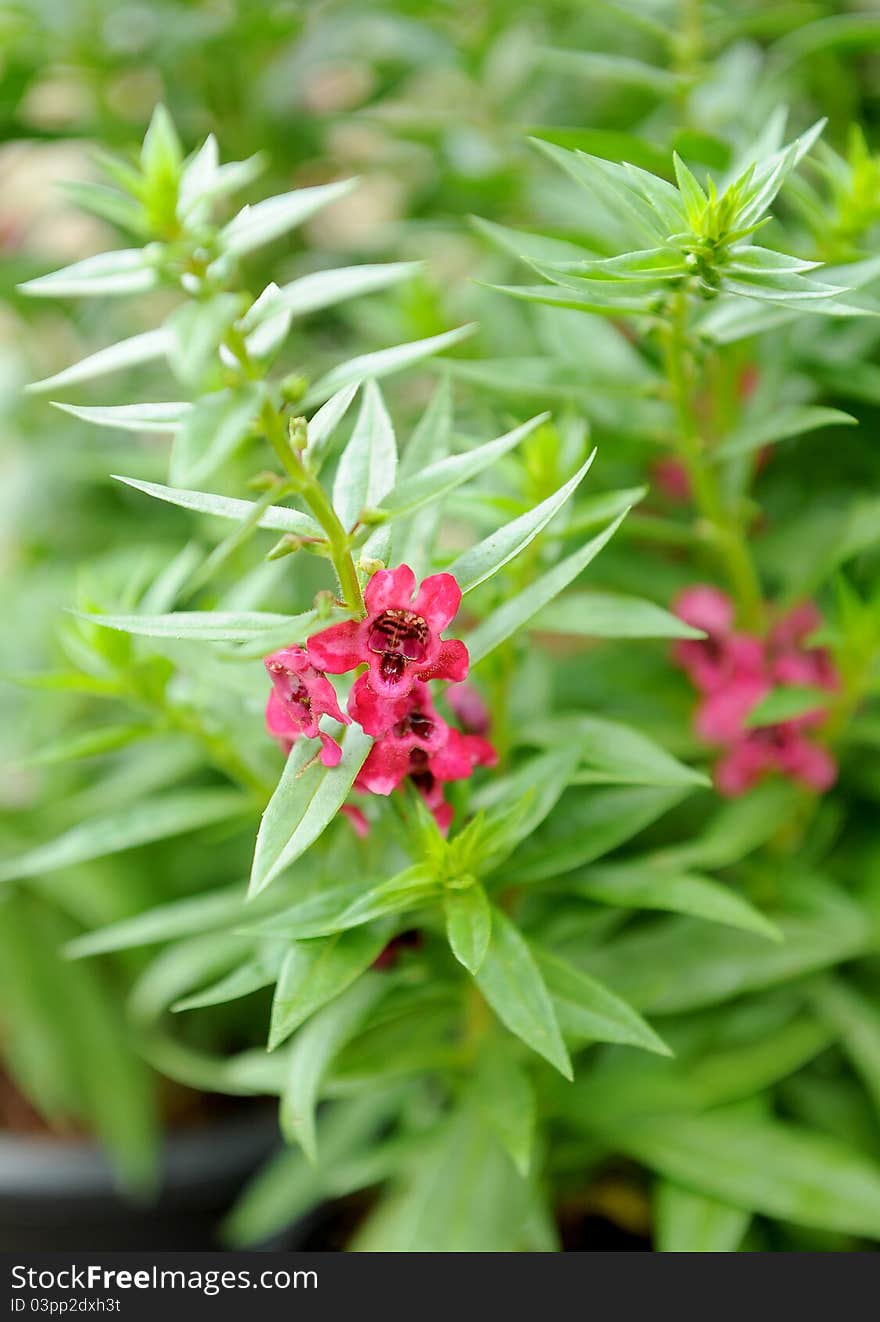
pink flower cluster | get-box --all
[672,586,839,797]
[264,564,496,830]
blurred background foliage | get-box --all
[3,0,880,1246]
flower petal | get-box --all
[318,731,343,768]
[348,672,410,735]
[364,563,416,615]
[422,638,469,684]
[307,619,363,674]
[413,572,462,632]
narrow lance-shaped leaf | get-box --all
[26,328,171,394]
[383,413,550,520]
[475,908,572,1078]
[219,179,357,258]
[654,1182,750,1253]
[113,475,322,539]
[268,926,389,1051]
[250,726,373,897]
[18,249,159,299]
[303,325,477,407]
[533,590,704,639]
[466,509,628,665]
[244,262,422,324]
[75,609,316,642]
[65,883,248,959]
[445,884,492,975]
[305,382,360,471]
[280,975,385,1160]
[52,401,190,434]
[448,451,596,594]
[602,1108,880,1241]
[714,406,857,460]
[0,790,249,884]
[332,380,397,530]
[170,385,264,487]
[534,947,671,1056]
[569,863,781,941]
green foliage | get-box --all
[4,2,880,1256]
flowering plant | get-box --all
[4,5,880,1254]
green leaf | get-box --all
[249,726,373,896]
[810,977,880,1113]
[268,926,389,1050]
[466,510,627,666]
[715,406,857,459]
[569,863,782,941]
[672,152,708,223]
[744,685,831,727]
[533,589,704,639]
[327,867,437,934]
[605,1110,880,1240]
[383,413,548,520]
[21,723,150,768]
[249,262,421,322]
[535,948,670,1056]
[166,293,241,386]
[66,883,247,958]
[280,975,384,1160]
[113,474,322,538]
[469,1050,536,1177]
[304,382,360,471]
[332,380,397,530]
[18,249,159,298]
[445,884,492,974]
[506,785,685,884]
[170,385,263,486]
[303,325,477,406]
[0,789,249,883]
[540,48,681,94]
[448,452,596,594]
[77,608,312,641]
[219,179,357,257]
[52,401,190,433]
[350,1104,542,1251]
[523,713,708,789]
[141,104,183,180]
[173,953,284,1012]
[475,908,571,1078]
[654,1182,750,1253]
[579,879,871,1014]
[26,328,171,393]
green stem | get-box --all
[259,400,365,617]
[663,290,764,628]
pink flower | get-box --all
[341,804,370,838]
[307,564,469,699]
[671,586,839,798]
[695,668,770,742]
[355,681,451,794]
[672,586,764,696]
[264,645,349,768]
[653,458,692,504]
[715,727,836,797]
[446,681,491,736]
[353,681,496,830]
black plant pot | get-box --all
[0,1104,282,1251]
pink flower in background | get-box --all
[671,587,839,797]
[447,681,491,736]
[307,564,468,699]
[653,458,692,504]
[264,645,350,767]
